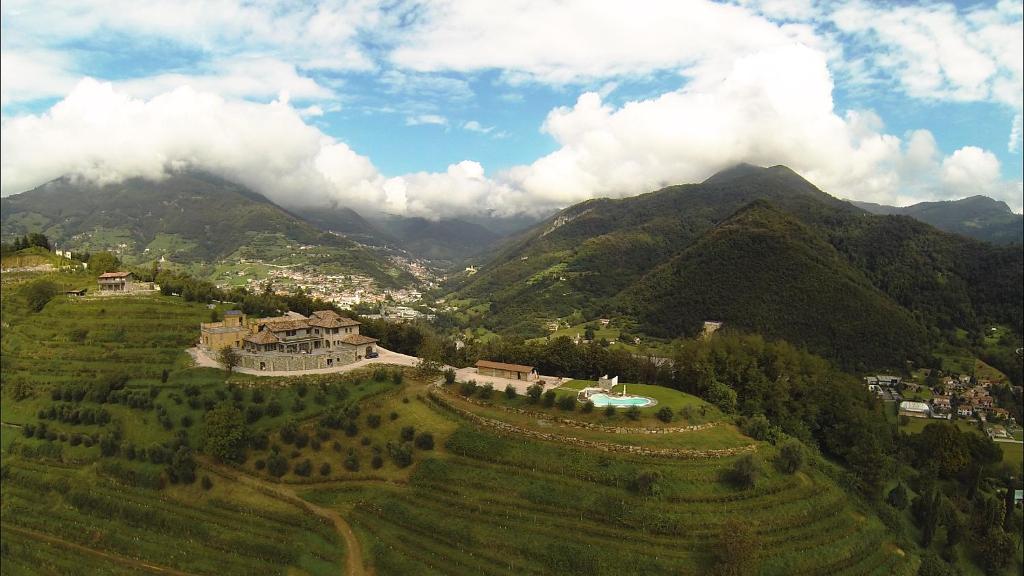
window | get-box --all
[286,330,296,336]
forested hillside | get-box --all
[853,196,1023,245]
[451,165,1023,370]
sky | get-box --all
[1,0,1022,218]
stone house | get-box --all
[98,271,134,291]
[199,309,377,372]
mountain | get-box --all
[454,165,1022,369]
[624,201,929,368]
[367,215,503,263]
[852,196,1023,245]
[0,171,413,286]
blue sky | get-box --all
[1,0,1021,217]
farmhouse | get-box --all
[475,360,537,381]
[199,309,377,371]
[98,271,134,291]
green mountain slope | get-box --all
[852,196,1023,245]
[453,165,1022,368]
[624,201,929,368]
[0,172,413,286]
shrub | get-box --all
[310,438,321,451]
[655,407,674,423]
[296,383,308,398]
[180,414,194,428]
[391,371,404,386]
[775,439,804,474]
[626,406,641,420]
[361,436,371,446]
[266,400,283,417]
[388,442,413,468]
[245,405,263,424]
[279,419,298,444]
[251,389,265,404]
[250,431,269,450]
[504,384,517,399]
[741,414,772,441]
[294,431,309,449]
[343,450,360,472]
[728,454,762,489]
[332,441,342,452]
[604,405,616,418]
[201,404,248,463]
[201,475,213,490]
[344,421,359,437]
[444,368,456,385]
[526,384,543,404]
[459,381,478,397]
[582,400,595,413]
[292,398,306,413]
[254,459,266,470]
[389,411,399,421]
[542,390,556,407]
[705,382,736,413]
[414,432,435,450]
[366,414,382,428]
[400,426,416,441]
[371,454,384,469]
[557,395,575,411]
[887,482,909,510]
[633,470,661,496]
[294,459,312,477]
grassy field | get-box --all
[999,442,1023,472]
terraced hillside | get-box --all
[304,425,909,576]
[2,269,916,575]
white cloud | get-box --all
[1010,113,1022,153]
[114,58,334,101]
[0,50,80,106]
[389,0,821,84]
[462,120,493,134]
[831,1,1022,108]
[496,43,1022,212]
[0,79,507,219]
[405,114,448,127]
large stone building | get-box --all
[199,309,377,372]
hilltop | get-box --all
[0,171,414,287]
[451,165,1023,370]
[852,195,1023,245]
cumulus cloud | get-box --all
[0,79,507,219]
[0,50,80,105]
[496,43,1022,212]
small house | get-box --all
[98,271,134,291]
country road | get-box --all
[203,460,366,576]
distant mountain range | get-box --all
[851,196,1022,245]
[455,164,1023,370]
[0,172,414,286]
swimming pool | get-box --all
[586,393,656,408]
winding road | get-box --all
[203,459,366,576]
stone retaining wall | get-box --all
[428,387,755,460]
[237,348,357,371]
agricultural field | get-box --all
[0,271,915,575]
[302,426,909,576]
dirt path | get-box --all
[203,460,366,576]
[1,523,199,576]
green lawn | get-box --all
[999,442,1023,472]
[898,418,980,436]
